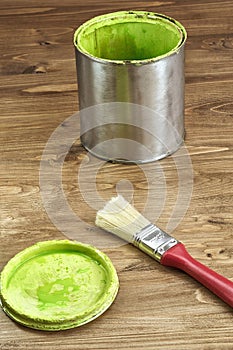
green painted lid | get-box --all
[0,240,119,331]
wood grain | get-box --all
[0,0,233,349]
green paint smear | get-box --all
[74,11,187,62]
[6,252,107,318]
[0,240,119,330]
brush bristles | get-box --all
[95,195,150,242]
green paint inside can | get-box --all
[74,11,187,63]
[0,240,119,331]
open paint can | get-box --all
[74,11,187,163]
[0,240,119,330]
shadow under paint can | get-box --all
[74,11,187,163]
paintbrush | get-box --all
[96,195,233,308]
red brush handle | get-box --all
[161,243,233,308]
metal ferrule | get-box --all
[133,224,178,262]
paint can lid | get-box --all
[0,240,119,330]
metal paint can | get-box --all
[74,11,187,163]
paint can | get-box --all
[74,11,187,163]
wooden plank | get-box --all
[1,1,233,349]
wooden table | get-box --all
[1,0,233,348]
